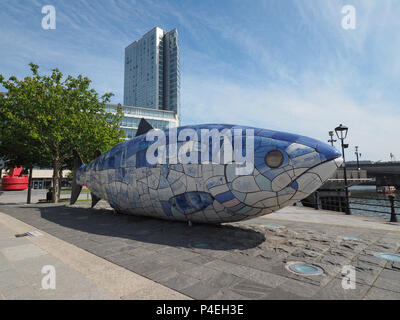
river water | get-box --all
[349,186,400,219]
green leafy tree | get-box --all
[0,63,124,203]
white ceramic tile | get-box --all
[232,175,260,193]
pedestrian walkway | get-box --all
[0,202,399,300]
[0,212,189,300]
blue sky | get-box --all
[1,0,399,161]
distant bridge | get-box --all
[345,162,400,187]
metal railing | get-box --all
[301,191,399,223]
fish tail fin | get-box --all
[70,150,83,205]
[91,193,101,208]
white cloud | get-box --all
[181,74,400,161]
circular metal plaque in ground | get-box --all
[342,236,362,241]
[263,224,282,229]
[285,262,324,276]
[375,253,400,262]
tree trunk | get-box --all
[58,168,62,200]
[26,167,33,204]
[52,158,60,203]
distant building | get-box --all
[106,104,179,139]
[124,27,180,118]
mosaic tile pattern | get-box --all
[76,124,342,223]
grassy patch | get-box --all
[60,189,91,194]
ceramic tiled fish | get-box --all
[71,121,342,224]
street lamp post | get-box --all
[328,131,337,146]
[355,146,361,178]
[355,146,361,170]
[335,124,350,215]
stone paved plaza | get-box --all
[0,200,399,300]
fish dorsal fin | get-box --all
[135,118,154,137]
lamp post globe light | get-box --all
[335,124,350,215]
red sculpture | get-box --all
[1,167,29,191]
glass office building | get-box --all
[105,104,179,139]
[124,27,180,118]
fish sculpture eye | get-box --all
[265,150,284,168]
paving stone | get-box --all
[161,261,200,274]
[262,287,310,300]
[121,258,167,277]
[363,287,400,300]
[1,285,41,300]
[180,265,222,281]
[207,288,248,300]
[313,278,370,300]
[160,274,199,291]
[184,255,215,265]
[245,269,288,288]
[120,247,157,258]
[145,266,180,282]
[0,254,13,272]
[156,246,200,260]
[384,261,400,271]
[30,266,99,299]
[205,259,287,288]
[0,267,29,290]
[230,279,274,299]
[12,254,64,278]
[179,280,221,299]
[0,244,48,262]
[318,254,352,267]
[0,237,30,248]
[276,278,320,298]
[357,253,389,267]
[368,242,399,252]
[220,254,275,273]
[205,272,243,289]
[70,288,117,300]
[351,260,383,285]
[373,269,400,293]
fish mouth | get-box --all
[293,156,343,194]
[302,156,343,176]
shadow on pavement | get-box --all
[1,204,265,250]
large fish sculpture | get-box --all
[71,121,342,224]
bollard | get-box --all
[314,191,321,210]
[388,195,398,223]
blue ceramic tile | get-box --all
[215,191,235,203]
[161,201,172,216]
